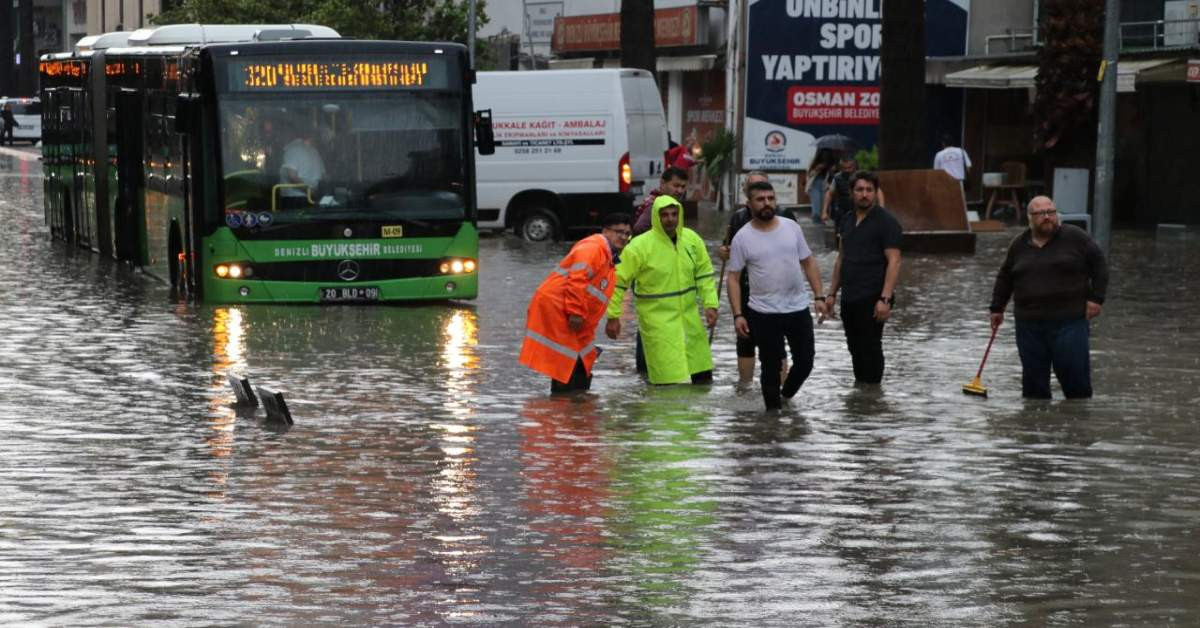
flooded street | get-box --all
[2,147,1200,625]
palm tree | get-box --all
[620,1,656,76]
[1033,0,1103,151]
[878,0,926,170]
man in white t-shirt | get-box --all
[933,134,972,184]
[727,181,828,410]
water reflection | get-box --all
[607,388,717,613]
[6,158,1200,624]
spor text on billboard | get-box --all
[742,0,968,170]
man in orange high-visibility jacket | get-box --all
[521,213,634,393]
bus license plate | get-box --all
[320,286,380,302]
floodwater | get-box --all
[2,147,1200,625]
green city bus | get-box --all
[40,24,494,303]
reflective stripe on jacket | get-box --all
[607,195,718,384]
[520,234,616,383]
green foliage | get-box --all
[701,129,736,211]
[701,130,735,185]
[854,145,879,172]
[152,0,489,45]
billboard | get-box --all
[742,0,969,171]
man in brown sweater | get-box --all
[989,196,1109,398]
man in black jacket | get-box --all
[989,196,1109,399]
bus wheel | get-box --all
[517,208,559,242]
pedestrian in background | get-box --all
[989,196,1108,399]
[606,195,719,385]
[933,134,972,192]
[1,103,19,146]
[521,213,633,393]
[727,181,827,409]
[717,170,798,390]
[633,166,689,236]
[823,171,902,385]
[805,148,835,224]
[821,156,886,225]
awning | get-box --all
[656,54,717,72]
[944,58,1177,91]
[1116,58,1176,92]
[547,57,596,69]
[945,65,1038,89]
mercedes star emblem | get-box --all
[337,259,360,282]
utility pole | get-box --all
[0,1,14,98]
[468,0,477,69]
[1092,0,1120,254]
[724,0,741,213]
[17,0,35,96]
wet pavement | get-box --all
[2,146,1200,625]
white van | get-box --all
[0,97,41,145]
[474,69,667,241]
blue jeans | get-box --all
[1015,318,1093,399]
[808,177,827,223]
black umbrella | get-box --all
[814,134,857,153]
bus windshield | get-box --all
[218,92,465,225]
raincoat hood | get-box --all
[650,194,684,239]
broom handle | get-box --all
[975,324,1000,378]
[709,223,735,344]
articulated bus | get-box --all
[40,24,494,303]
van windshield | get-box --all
[217,92,466,226]
[5,100,41,116]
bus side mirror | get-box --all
[474,109,495,156]
[174,93,199,134]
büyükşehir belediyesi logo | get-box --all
[765,130,786,152]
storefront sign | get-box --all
[552,6,701,53]
[742,0,969,170]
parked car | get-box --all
[473,69,667,241]
[0,96,42,145]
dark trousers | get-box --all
[1015,318,1092,399]
[841,299,886,383]
[747,307,815,409]
[1,124,13,145]
[550,357,592,393]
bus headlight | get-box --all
[439,258,477,274]
[215,262,253,279]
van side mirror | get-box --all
[474,109,495,156]
[174,93,199,134]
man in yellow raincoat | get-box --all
[605,195,719,384]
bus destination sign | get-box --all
[227,57,450,91]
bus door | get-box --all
[114,88,145,264]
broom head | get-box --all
[962,375,988,397]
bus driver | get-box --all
[278,123,329,208]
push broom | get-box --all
[963,325,999,397]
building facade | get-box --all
[88,0,165,35]
[932,0,1200,226]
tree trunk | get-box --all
[17,0,36,96]
[878,0,926,171]
[620,0,656,77]
[0,3,14,98]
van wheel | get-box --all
[518,208,559,242]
